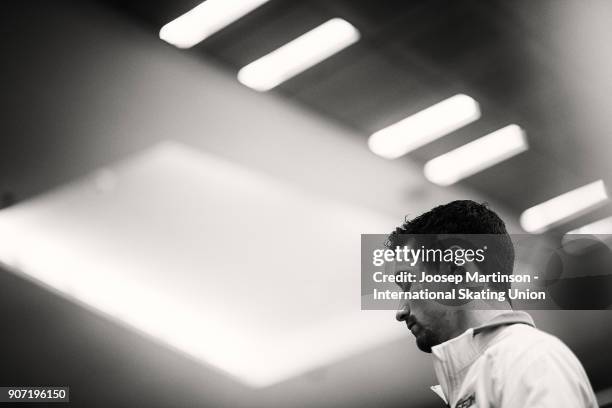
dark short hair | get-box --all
[387,200,515,293]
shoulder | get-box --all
[483,323,580,371]
[478,324,598,407]
[481,324,594,393]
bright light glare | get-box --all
[563,216,612,252]
[368,94,481,159]
[0,142,401,387]
[566,216,612,235]
[159,0,269,48]
[520,180,608,233]
[237,18,360,91]
[424,124,528,186]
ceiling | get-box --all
[103,0,612,239]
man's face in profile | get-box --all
[392,241,456,353]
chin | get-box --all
[416,337,433,353]
[414,328,441,353]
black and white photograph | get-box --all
[1,0,612,407]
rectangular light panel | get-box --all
[368,94,481,159]
[237,18,360,91]
[520,180,608,233]
[424,124,528,186]
[159,0,269,48]
[0,142,401,387]
[567,216,612,235]
[563,216,612,250]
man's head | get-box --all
[388,200,514,352]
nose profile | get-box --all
[396,302,410,322]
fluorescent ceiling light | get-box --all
[237,18,360,91]
[567,216,612,235]
[563,216,612,253]
[423,124,528,186]
[368,94,481,159]
[0,142,401,387]
[520,180,608,233]
[159,0,269,48]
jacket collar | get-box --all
[472,310,535,334]
[430,311,535,406]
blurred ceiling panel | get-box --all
[0,141,405,387]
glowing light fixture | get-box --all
[0,142,401,387]
[368,94,481,159]
[159,0,269,48]
[563,216,612,251]
[566,216,612,235]
[237,18,360,91]
[424,124,528,186]
[520,180,608,233]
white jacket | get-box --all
[430,311,598,408]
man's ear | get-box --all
[447,244,479,289]
[451,263,466,275]
[447,244,467,273]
